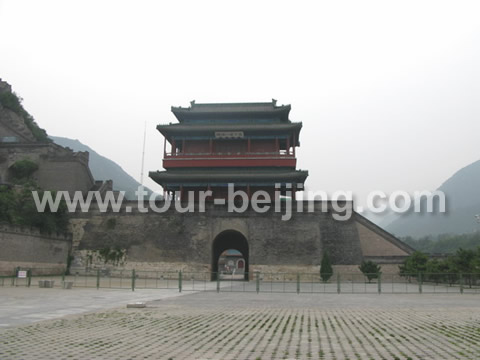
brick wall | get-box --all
[69,201,411,274]
[0,225,72,275]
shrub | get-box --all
[399,251,428,279]
[97,247,126,266]
[9,159,38,181]
[320,251,333,282]
[359,260,381,282]
[0,183,69,234]
[106,218,117,230]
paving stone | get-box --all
[1,289,480,359]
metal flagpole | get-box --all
[140,121,147,185]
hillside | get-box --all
[402,232,480,254]
[50,136,151,200]
[385,159,480,237]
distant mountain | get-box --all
[50,136,151,200]
[385,160,480,237]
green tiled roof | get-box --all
[149,168,308,186]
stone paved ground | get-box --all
[0,284,221,327]
[1,290,480,359]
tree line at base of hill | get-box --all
[399,248,480,287]
[402,232,480,254]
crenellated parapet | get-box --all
[45,144,90,166]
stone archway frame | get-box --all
[211,229,249,281]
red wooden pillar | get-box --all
[209,138,213,154]
[286,137,290,155]
[172,139,176,155]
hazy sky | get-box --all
[1,0,479,212]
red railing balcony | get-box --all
[164,150,294,158]
[163,151,296,168]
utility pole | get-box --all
[140,121,147,185]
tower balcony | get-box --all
[163,152,296,168]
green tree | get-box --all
[473,248,480,284]
[0,185,17,223]
[320,251,333,283]
[0,183,69,234]
[474,247,480,273]
[9,159,38,182]
[443,256,460,285]
[451,248,477,287]
[425,258,444,284]
[401,248,480,287]
[359,260,381,282]
[399,251,428,281]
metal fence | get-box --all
[1,268,479,294]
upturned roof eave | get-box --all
[156,122,302,136]
[171,103,291,122]
[149,169,309,185]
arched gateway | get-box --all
[67,101,414,277]
[211,230,249,281]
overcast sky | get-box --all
[1,0,479,214]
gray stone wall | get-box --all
[0,102,95,193]
[70,201,375,273]
[0,142,94,193]
[0,224,72,275]
[36,156,94,194]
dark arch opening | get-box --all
[211,230,249,281]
